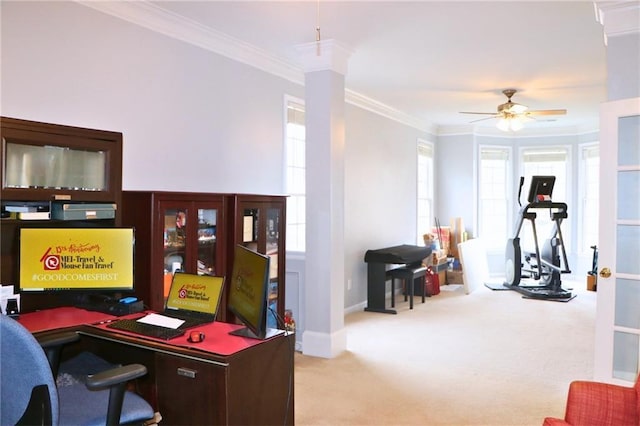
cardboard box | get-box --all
[587,274,597,291]
[446,269,464,285]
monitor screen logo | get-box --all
[40,247,60,271]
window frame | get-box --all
[517,144,572,253]
[284,94,306,253]
[477,144,513,252]
[417,139,435,246]
[577,142,600,255]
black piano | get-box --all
[364,244,431,314]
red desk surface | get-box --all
[19,307,116,333]
[92,315,272,356]
[18,307,281,357]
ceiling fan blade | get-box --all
[459,111,497,115]
[526,109,567,116]
[469,116,498,123]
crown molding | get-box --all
[76,0,303,84]
[345,90,436,134]
[75,0,434,133]
[594,1,640,41]
[438,122,599,138]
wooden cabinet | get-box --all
[121,191,226,314]
[0,116,122,207]
[227,194,286,327]
[0,117,123,311]
[155,353,226,424]
[122,192,287,323]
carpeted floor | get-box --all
[294,281,596,425]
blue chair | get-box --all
[0,314,157,425]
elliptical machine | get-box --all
[503,175,574,300]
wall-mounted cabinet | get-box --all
[121,191,226,315]
[1,116,123,206]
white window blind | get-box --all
[285,98,305,252]
[417,141,434,245]
[478,146,511,250]
[579,143,599,253]
[520,146,570,252]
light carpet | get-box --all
[294,281,596,425]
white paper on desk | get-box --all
[1,285,15,297]
[137,313,184,329]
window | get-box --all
[417,141,434,245]
[478,146,512,250]
[519,146,571,252]
[578,143,599,254]
[285,97,305,252]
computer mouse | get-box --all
[188,331,205,343]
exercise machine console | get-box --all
[503,175,574,300]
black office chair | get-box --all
[0,314,157,425]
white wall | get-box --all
[1,1,300,194]
[344,105,433,309]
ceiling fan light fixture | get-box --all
[496,117,510,132]
[496,116,524,132]
[510,118,524,131]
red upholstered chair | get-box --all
[543,374,640,426]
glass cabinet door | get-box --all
[197,207,218,276]
[237,201,284,327]
[266,207,281,328]
[162,205,220,300]
[4,142,107,191]
[163,207,188,298]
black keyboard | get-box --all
[107,319,185,340]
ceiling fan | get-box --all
[460,89,567,131]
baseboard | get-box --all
[302,328,347,358]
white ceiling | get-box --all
[102,1,610,134]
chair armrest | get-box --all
[85,364,147,390]
[564,380,638,425]
[37,331,80,349]
[37,331,80,377]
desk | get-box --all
[363,244,431,314]
[20,307,294,425]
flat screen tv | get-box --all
[227,244,281,340]
[19,227,135,293]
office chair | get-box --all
[0,314,157,426]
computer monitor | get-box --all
[227,244,280,340]
[527,175,556,203]
[19,227,135,293]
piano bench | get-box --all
[388,265,427,309]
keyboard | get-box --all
[107,319,186,340]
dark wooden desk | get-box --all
[20,307,295,425]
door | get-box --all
[594,97,640,385]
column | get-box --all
[296,39,351,358]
